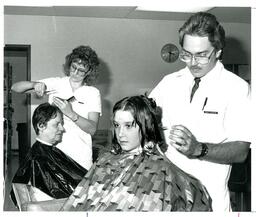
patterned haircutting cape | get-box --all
[61,148,212,211]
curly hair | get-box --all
[111,95,166,154]
[179,12,225,52]
[63,45,100,85]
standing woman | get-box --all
[11,45,101,170]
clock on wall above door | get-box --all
[161,43,179,63]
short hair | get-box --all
[32,103,62,135]
[112,95,165,154]
[63,45,100,85]
[179,12,225,51]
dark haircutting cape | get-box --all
[10,141,87,206]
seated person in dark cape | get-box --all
[60,95,212,211]
[11,103,87,204]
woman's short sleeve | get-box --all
[74,86,102,115]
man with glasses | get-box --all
[150,12,251,211]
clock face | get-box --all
[161,43,179,63]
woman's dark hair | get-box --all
[179,12,225,52]
[32,103,62,135]
[112,95,165,154]
[63,45,100,85]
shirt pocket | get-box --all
[199,102,227,143]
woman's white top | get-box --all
[39,76,102,170]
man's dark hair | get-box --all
[32,103,62,135]
[179,12,225,52]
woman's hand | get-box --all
[33,82,47,97]
[52,97,75,118]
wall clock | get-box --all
[161,43,179,63]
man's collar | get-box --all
[36,138,53,146]
[186,60,223,82]
[200,60,223,82]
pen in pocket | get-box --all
[202,97,208,111]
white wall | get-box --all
[223,23,251,64]
[4,15,251,141]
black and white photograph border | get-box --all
[1,0,256,216]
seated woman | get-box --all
[60,95,212,211]
[11,103,87,204]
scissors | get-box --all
[24,88,57,95]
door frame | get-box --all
[4,44,31,150]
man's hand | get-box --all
[169,125,202,158]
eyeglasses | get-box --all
[179,49,215,65]
[70,63,89,76]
